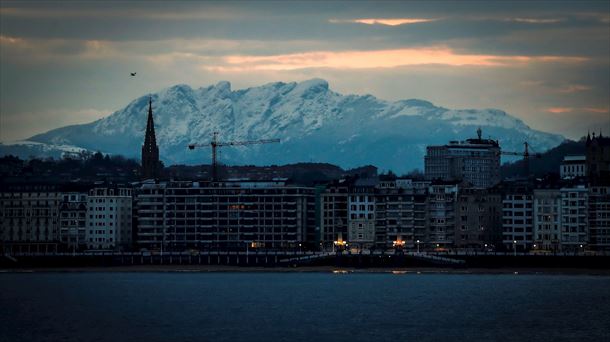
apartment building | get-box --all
[136,180,315,251]
[502,183,534,251]
[375,180,415,249]
[455,187,502,249]
[86,187,133,250]
[347,179,376,249]
[426,181,459,248]
[59,192,88,251]
[0,182,62,253]
[589,185,610,251]
[425,129,500,188]
[533,189,562,251]
[320,180,350,250]
[560,185,588,251]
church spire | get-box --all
[141,96,159,179]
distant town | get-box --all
[1,98,609,265]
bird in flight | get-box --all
[130,72,137,76]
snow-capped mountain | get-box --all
[4,79,564,172]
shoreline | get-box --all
[2,265,610,275]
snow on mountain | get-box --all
[4,79,565,172]
[0,140,90,160]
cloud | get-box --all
[0,35,122,62]
[511,18,562,24]
[583,107,609,114]
[546,107,573,113]
[210,47,587,71]
[329,18,437,26]
[0,6,239,20]
[546,107,609,114]
[557,84,591,93]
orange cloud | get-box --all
[583,107,609,113]
[329,18,437,26]
[547,107,573,113]
[213,48,587,71]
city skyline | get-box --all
[1,1,609,143]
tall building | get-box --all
[347,179,376,249]
[320,179,350,250]
[375,179,415,249]
[59,192,88,251]
[501,182,534,251]
[412,180,430,246]
[141,97,160,180]
[533,189,562,251]
[426,181,459,248]
[135,180,315,251]
[86,187,133,250]
[560,185,588,251]
[588,185,610,251]
[425,128,500,188]
[0,183,62,253]
[455,187,502,249]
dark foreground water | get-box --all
[1,272,610,342]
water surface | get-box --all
[1,272,609,341]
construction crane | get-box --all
[188,132,280,181]
[500,142,541,177]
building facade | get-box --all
[86,187,133,250]
[375,180,415,249]
[425,129,500,188]
[59,192,88,251]
[586,133,610,181]
[455,187,502,249]
[0,183,62,253]
[533,189,562,251]
[347,183,376,249]
[426,182,459,248]
[560,185,588,251]
[588,185,610,251]
[560,155,586,179]
[320,180,349,250]
[502,183,534,252]
[136,181,315,251]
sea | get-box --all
[1,272,609,341]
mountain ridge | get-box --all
[2,79,565,172]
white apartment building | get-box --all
[86,187,133,250]
[533,189,562,251]
[348,192,376,248]
[502,192,534,251]
[560,185,588,250]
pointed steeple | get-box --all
[141,96,159,179]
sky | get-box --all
[0,0,609,142]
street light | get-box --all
[513,240,517,257]
[416,240,420,253]
[334,240,346,252]
[392,239,405,249]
